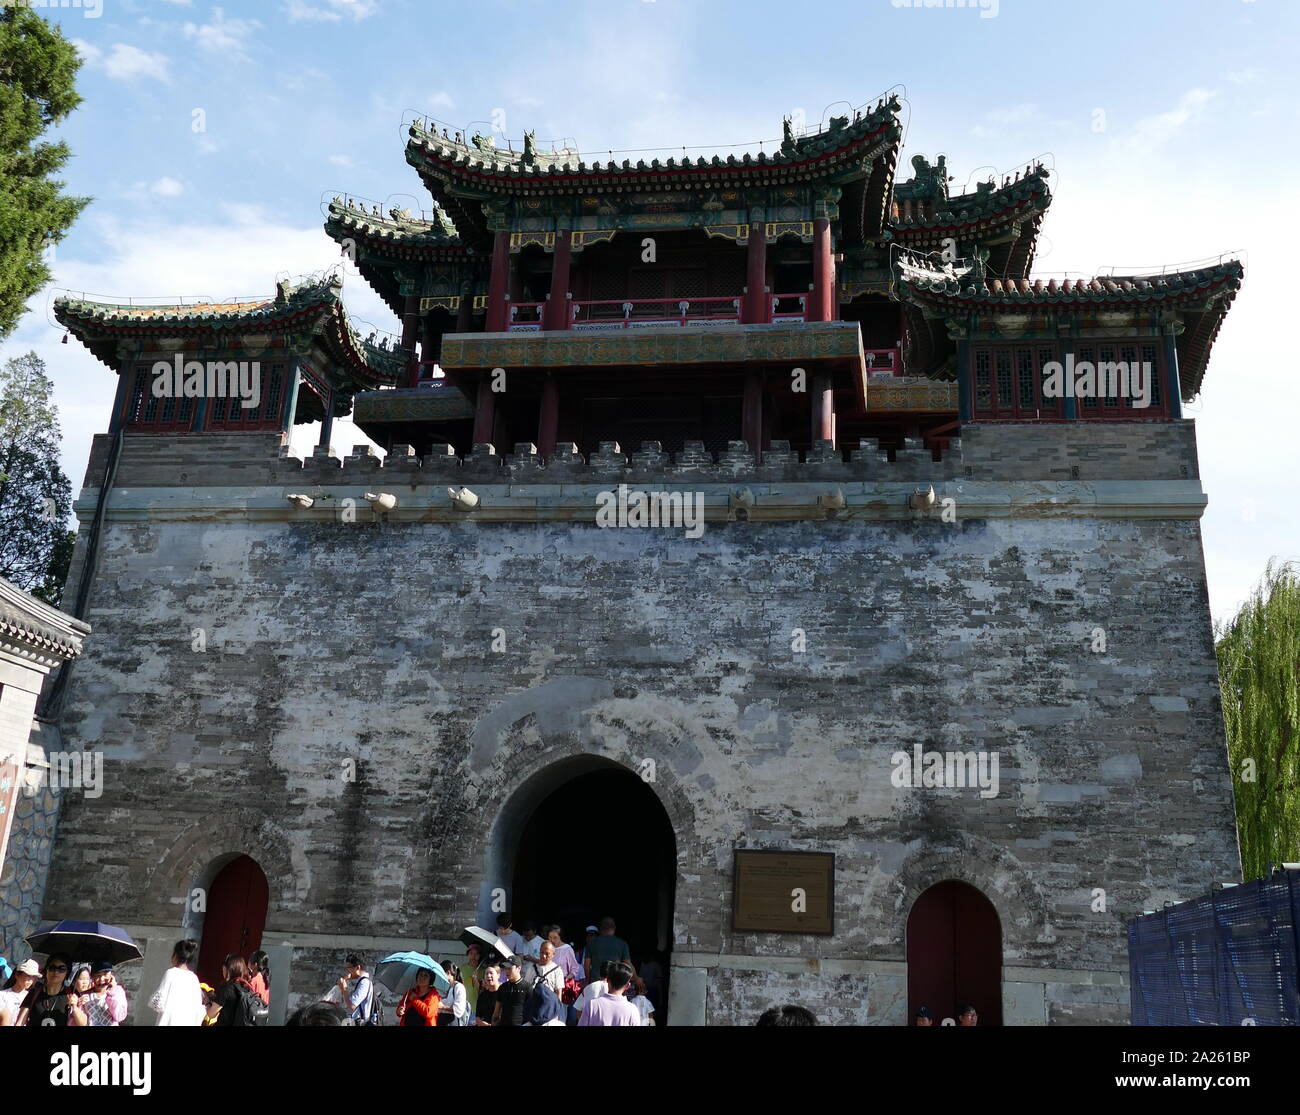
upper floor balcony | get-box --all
[504,293,828,332]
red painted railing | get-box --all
[505,302,545,331]
[770,293,810,322]
[865,348,903,375]
[494,293,853,330]
[570,295,741,329]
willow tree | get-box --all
[1216,561,1300,880]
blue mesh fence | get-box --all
[1129,868,1300,1025]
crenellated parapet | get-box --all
[271,436,962,485]
[75,422,1201,501]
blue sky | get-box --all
[4,0,1297,624]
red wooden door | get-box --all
[197,855,268,988]
[906,880,1002,1025]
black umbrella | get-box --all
[25,921,143,966]
[458,925,515,965]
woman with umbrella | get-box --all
[396,968,441,1027]
[375,952,448,1027]
[18,953,86,1026]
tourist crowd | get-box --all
[2,911,981,1027]
[0,914,662,1028]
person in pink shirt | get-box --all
[544,925,583,983]
[86,963,128,1026]
[576,963,641,1027]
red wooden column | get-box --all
[472,373,497,445]
[401,294,421,387]
[537,374,559,458]
[744,223,768,324]
[742,370,763,459]
[811,372,835,446]
[456,284,473,333]
[486,230,511,332]
[543,231,573,331]
[810,218,835,322]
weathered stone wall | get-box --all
[42,422,1239,1024]
[0,748,62,965]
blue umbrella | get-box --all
[375,952,450,996]
[25,921,142,966]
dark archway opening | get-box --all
[196,854,268,989]
[510,767,675,1019]
[906,879,1003,1026]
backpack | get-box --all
[358,976,382,1026]
[227,981,261,1027]
[447,981,470,1026]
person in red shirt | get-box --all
[396,969,441,1027]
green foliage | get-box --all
[0,6,90,339]
[1216,561,1300,880]
[0,351,73,600]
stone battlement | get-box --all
[81,422,1199,491]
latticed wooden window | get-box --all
[123,363,193,432]
[672,269,707,300]
[628,270,664,301]
[709,252,745,296]
[1077,345,1098,410]
[1142,343,1163,408]
[1099,345,1119,408]
[1017,349,1035,409]
[971,342,1061,419]
[975,350,992,410]
[995,349,1013,408]
[1038,345,1060,417]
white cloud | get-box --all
[428,91,454,110]
[1226,67,1263,85]
[150,177,185,197]
[327,154,354,167]
[1117,87,1219,152]
[70,39,100,64]
[182,8,262,61]
[73,40,171,83]
[285,0,379,22]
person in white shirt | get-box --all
[439,963,470,1026]
[574,961,611,1019]
[0,959,40,1025]
[526,941,564,998]
[516,924,543,960]
[149,939,206,1026]
[629,976,655,1026]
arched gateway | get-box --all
[193,854,269,990]
[906,879,1003,1026]
[483,756,676,1019]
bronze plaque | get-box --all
[732,850,835,935]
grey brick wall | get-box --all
[42,420,1239,1024]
